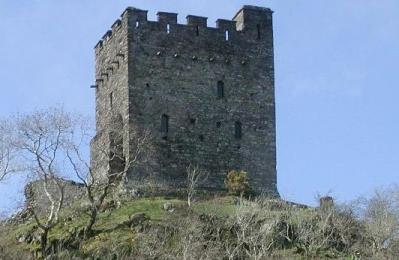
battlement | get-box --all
[186,15,208,27]
[157,12,178,25]
[235,5,273,15]
[94,5,273,51]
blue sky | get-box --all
[0,0,398,213]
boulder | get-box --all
[163,202,174,212]
[120,213,149,229]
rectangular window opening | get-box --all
[235,121,242,139]
[109,92,114,108]
[217,81,224,99]
[166,24,171,34]
[161,114,169,135]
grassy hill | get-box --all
[0,194,398,259]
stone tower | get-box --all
[91,5,278,196]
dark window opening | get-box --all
[217,81,224,99]
[235,121,242,140]
[149,97,153,100]
[146,83,150,88]
[257,24,261,40]
[109,92,114,108]
[196,26,199,36]
[216,121,221,128]
[190,118,196,125]
[199,135,204,141]
[161,114,169,136]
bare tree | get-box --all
[354,186,399,257]
[178,216,211,260]
[224,197,276,260]
[0,119,16,182]
[10,107,75,257]
[186,165,208,207]
[66,122,152,237]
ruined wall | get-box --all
[25,180,85,217]
[92,6,278,196]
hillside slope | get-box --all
[0,196,397,259]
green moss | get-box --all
[96,197,183,230]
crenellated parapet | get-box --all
[94,5,273,52]
[93,5,274,90]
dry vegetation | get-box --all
[1,186,398,259]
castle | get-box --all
[90,5,278,196]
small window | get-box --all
[190,118,196,125]
[161,114,169,135]
[166,24,171,34]
[217,81,224,99]
[257,24,261,40]
[109,92,114,108]
[225,30,229,41]
[135,20,140,28]
[216,122,221,128]
[196,25,199,36]
[235,121,242,140]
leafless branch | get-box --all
[186,164,208,207]
[0,120,17,181]
[8,107,77,256]
[66,119,152,237]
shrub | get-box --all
[225,170,251,196]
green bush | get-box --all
[224,170,251,196]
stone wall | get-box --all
[25,179,85,217]
[91,6,278,196]
[91,13,130,180]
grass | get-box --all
[192,196,237,217]
[97,197,184,229]
[1,197,199,257]
[1,196,358,259]
[80,227,135,256]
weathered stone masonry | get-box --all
[91,5,279,196]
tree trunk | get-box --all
[187,195,192,208]
[85,207,98,238]
[40,228,49,258]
